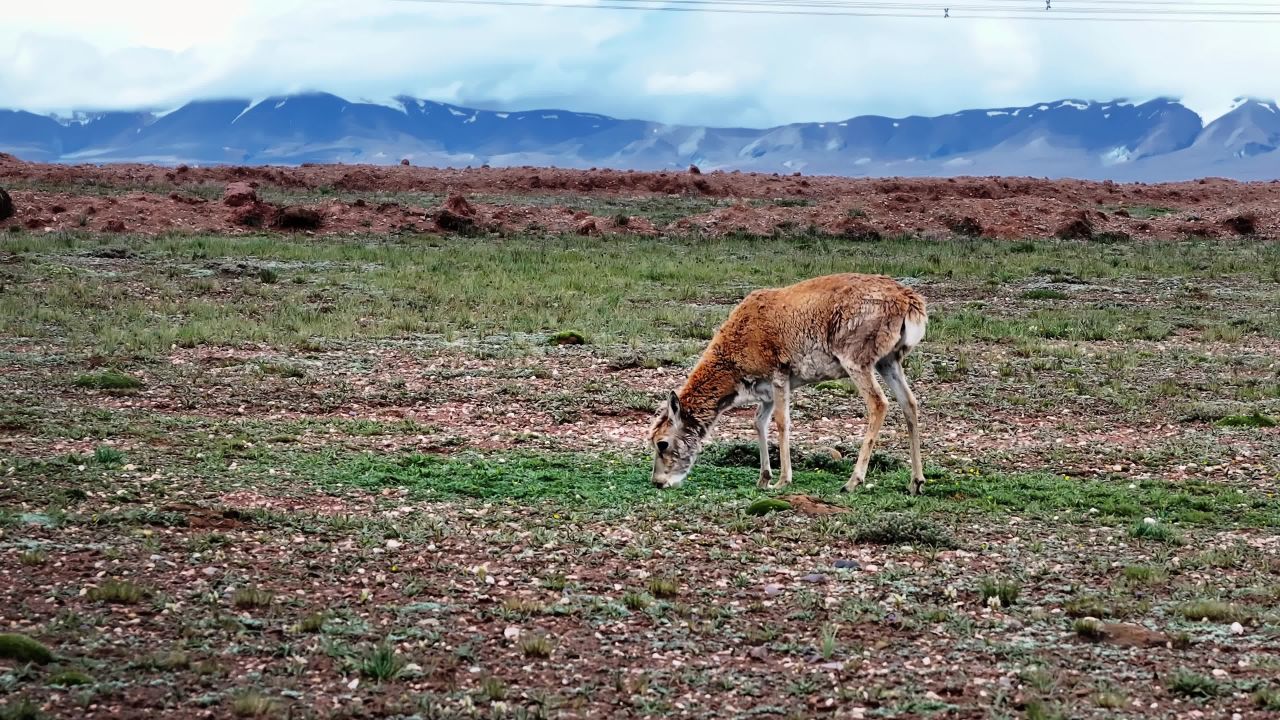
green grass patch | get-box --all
[978,577,1020,607]
[746,498,792,516]
[301,450,1280,528]
[1166,669,1219,698]
[47,670,93,687]
[1178,599,1249,624]
[1021,288,1069,300]
[86,579,145,605]
[3,231,1277,352]
[357,642,406,682]
[0,634,54,664]
[1215,412,1276,429]
[72,370,142,391]
[1129,520,1182,545]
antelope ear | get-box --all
[667,391,681,418]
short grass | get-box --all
[1,221,1277,719]
[2,231,1277,354]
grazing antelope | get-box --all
[648,273,927,494]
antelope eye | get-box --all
[656,441,669,453]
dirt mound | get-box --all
[223,182,258,207]
[777,494,850,516]
[443,193,477,218]
[1,159,1278,239]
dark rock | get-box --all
[1223,212,1258,235]
[800,573,828,584]
[0,187,13,221]
[946,215,984,237]
[833,559,861,570]
[275,206,322,231]
[1055,212,1095,240]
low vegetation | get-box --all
[0,218,1276,718]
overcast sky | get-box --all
[4,0,1278,127]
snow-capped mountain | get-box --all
[1,92,1276,180]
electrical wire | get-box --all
[391,0,1280,22]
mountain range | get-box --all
[2,93,1278,181]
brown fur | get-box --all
[648,273,928,494]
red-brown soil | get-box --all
[2,153,1276,239]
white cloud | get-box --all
[1,1,1277,126]
[645,71,737,95]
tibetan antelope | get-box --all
[648,273,927,494]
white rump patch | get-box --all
[902,314,927,348]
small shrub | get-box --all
[613,213,630,227]
[1024,700,1067,720]
[621,592,651,611]
[501,596,544,618]
[1073,617,1106,640]
[1178,599,1247,623]
[1022,288,1069,300]
[0,634,54,664]
[93,446,124,465]
[73,370,142,391]
[479,676,507,702]
[232,587,274,610]
[847,208,867,218]
[19,550,47,566]
[1122,565,1168,585]
[258,362,305,379]
[1167,669,1218,698]
[647,577,679,599]
[230,691,282,718]
[519,633,554,659]
[1095,690,1126,709]
[1129,520,1182,545]
[1254,687,1280,711]
[0,698,43,720]
[1216,412,1276,429]
[818,623,838,660]
[358,642,406,681]
[257,268,280,284]
[852,515,957,549]
[299,612,327,633]
[1065,595,1112,619]
[47,670,93,687]
[87,580,145,605]
[978,577,1020,607]
[548,330,586,346]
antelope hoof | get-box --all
[840,476,864,494]
[757,471,773,490]
[908,478,924,496]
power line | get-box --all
[392,0,1280,22]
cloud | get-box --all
[645,71,738,95]
[1,0,1277,126]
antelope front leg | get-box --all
[771,380,793,488]
[755,399,774,489]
